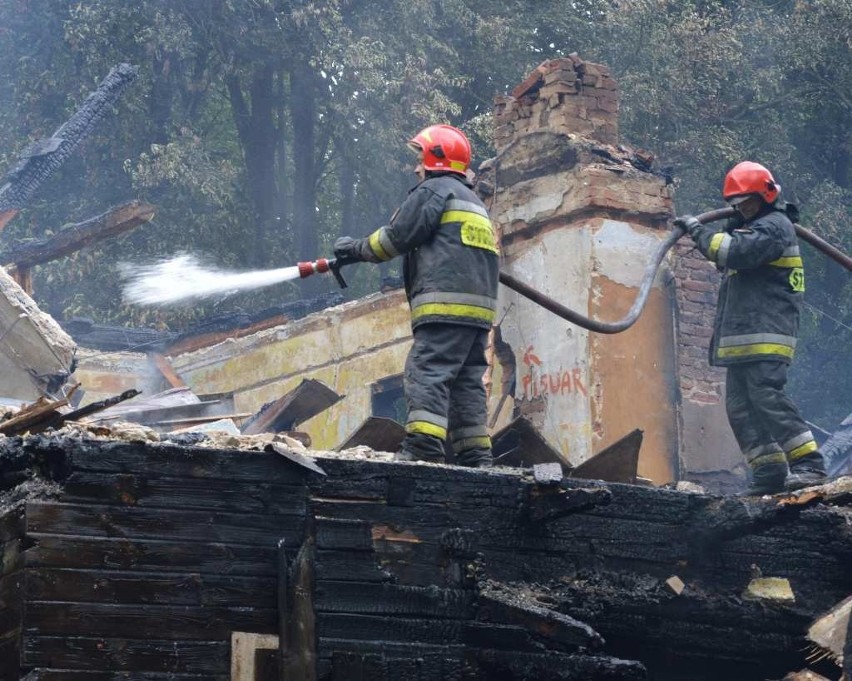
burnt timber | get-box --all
[0,436,849,680]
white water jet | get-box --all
[121,254,302,305]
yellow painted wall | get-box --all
[170,291,413,450]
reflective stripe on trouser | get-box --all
[449,426,491,454]
[402,324,490,462]
[725,361,820,470]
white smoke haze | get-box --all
[120,253,302,305]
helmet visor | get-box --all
[726,194,754,207]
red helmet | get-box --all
[407,124,471,176]
[722,161,780,204]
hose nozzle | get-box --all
[296,257,352,288]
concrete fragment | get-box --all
[0,265,75,400]
[743,577,795,603]
[665,576,685,596]
[807,595,850,668]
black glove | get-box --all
[673,214,702,237]
[333,236,364,263]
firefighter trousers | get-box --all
[401,323,492,466]
[725,361,823,476]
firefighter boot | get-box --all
[454,448,493,468]
[784,452,827,491]
[743,460,788,496]
[395,433,446,464]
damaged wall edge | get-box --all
[0,434,849,680]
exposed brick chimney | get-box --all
[494,55,619,151]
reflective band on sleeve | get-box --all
[708,232,732,266]
[368,226,398,261]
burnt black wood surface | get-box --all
[3,437,850,680]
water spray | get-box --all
[121,253,354,306]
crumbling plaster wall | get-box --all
[168,291,412,448]
[482,57,680,481]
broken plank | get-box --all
[242,379,342,435]
[571,428,642,484]
[148,352,186,388]
[477,580,603,650]
[0,201,156,269]
[336,416,406,452]
[492,416,571,471]
[24,636,228,674]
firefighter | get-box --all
[675,161,827,494]
[333,124,499,467]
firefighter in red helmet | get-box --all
[334,124,499,467]
[675,161,826,494]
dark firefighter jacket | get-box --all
[690,204,804,366]
[360,173,499,330]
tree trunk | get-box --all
[227,62,278,267]
[289,58,320,293]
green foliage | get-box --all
[0,0,849,424]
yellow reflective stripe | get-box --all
[768,256,803,268]
[749,452,787,467]
[452,436,492,453]
[708,232,726,261]
[442,210,497,254]
[411,302,496,323]
[717,343,795,359]
[449,160,466,172]
[406,421,447,439]
[787,440,818,461]
[368,229,392,261]
[441,210,490,228]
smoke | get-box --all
[120,253,302,306]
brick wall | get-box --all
[494,54,618,151]
[671,242,726,404]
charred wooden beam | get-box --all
[477,580,604,652]
[521,483,612,523]
[0,64,138,222]
[0,385,78,437]
[281,536,317,681]
[1,201,155,269]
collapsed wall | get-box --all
[480,56,680,482]
[70,54,738,486]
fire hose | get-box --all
[302,206,851,334]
